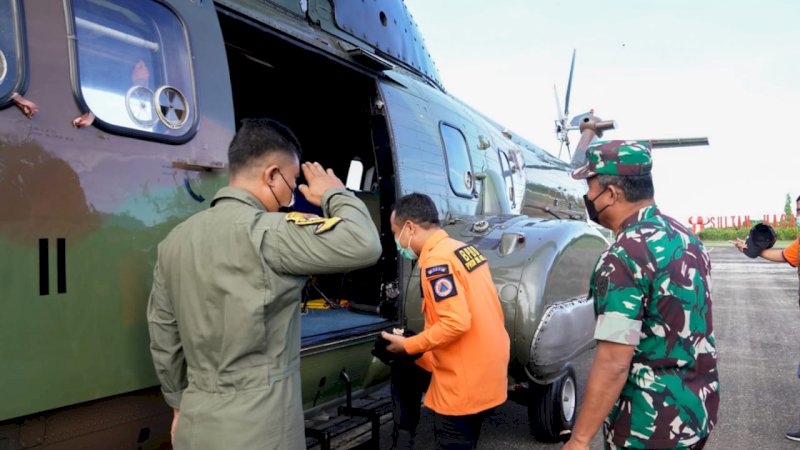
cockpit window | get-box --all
[0,0,26,107]
[69,0,196,142]
[439,123,475,198]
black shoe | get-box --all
[785,429,800,442]
[392,428,416,449]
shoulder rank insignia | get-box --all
[425,264,450,278]
[430,275,457,302]
[454,244,487,272]
[284,212,342,235]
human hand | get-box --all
[381,331,407,354]
[298,162,345,207]
[132,59,150,85]
[72,112,95,129]
[561,436,589,450]
[729,238,747,253]
[11,92,38,119]
[171,408,179,444]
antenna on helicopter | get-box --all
[554,49,577,160]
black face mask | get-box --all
[583,187,610,225]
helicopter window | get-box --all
[345,158,364,191]
[0,0,26,108]
[439,123,474,198]
[69,0,196,142]
[499,150,516,207]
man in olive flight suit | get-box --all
[147,118,382,450]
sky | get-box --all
[403,0,800,225]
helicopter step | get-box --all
[305,371,393,450]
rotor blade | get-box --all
[648,137,710,148]
[553,85,564,122]
[564,49,576,119]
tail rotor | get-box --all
[555,50,577,160]
[551,50,708,165]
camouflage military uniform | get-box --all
[147,187,381,450]
[589,204,719,449]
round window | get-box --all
[125,85,157,126]
[154,85,189,129]
[0,50,7,85]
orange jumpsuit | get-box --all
[403,229,510,416]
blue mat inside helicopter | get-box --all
[300,307,387,344]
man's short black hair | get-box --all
[796,194,800,203]
[596,174,654,202]
[228,118,301,175]
[392,193,441,228]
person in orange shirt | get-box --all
[731,195,799,269]
[731,194,800,442]
[382,193,510,450]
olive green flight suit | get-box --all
[147,187,382,450]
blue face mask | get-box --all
[796,216,800,227]
[394,223,418,260]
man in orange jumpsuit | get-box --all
[732,194,800,441]
[382,193,510,450]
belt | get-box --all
[188,359,300,393]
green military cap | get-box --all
[571,140,652,179]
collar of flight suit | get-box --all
[419,229,450,263]
[210,186,266,211]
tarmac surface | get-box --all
[356,246,800,449]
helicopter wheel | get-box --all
[527,365,577,443]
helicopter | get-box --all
[0,0,707,448]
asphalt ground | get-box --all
[348,246,800,449]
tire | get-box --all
[527,365,577,442]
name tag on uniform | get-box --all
[454,245,487,272]
[425,264,450,277]
[284,212,342,235]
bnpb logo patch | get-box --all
[431,275,457,302]
[454,245,487,272]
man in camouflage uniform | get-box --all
[147,119,382,450]
[563,140,719,450]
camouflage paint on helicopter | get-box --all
[1,0,615,447]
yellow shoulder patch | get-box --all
[284,212,343,235]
